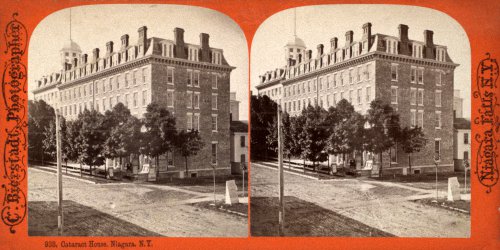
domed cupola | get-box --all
[60,39,82,69]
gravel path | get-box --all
[28,168,247,237]
[250,163,470,237]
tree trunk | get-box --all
[379,152,383,177]
[156,155,160,182]
[80,163,82,177]
[104,161,107,179]
[185,156,189,176]
[408,154,412,173]
[303,159,306,173]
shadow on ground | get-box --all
[250,196,394,237]
[29,200,161,236]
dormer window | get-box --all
[412,43,423,58]
[386,38,398,54]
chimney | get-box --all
[398,24,410,56]
[362,23,372,49]
[398,24,409,43]
[106,41,114,54]
[174,27,187,59]
[121,34,129,48]
[81,54,88,64]
[330,37,338,50]
[200,33,209,49]
[345,30,353,45]
[174,27,185,47]
[92,48,100,61]
[200,33,210,62]
[424,30,434,47]
[306,50,312,60]
[138,26,147,45]
[423,30,435,59]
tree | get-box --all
[175,130,205,175]
[329,113,366,169]
[75,109,107,176]
[140,103,177,179]
[399,126,427,173]
[28,100,55,163]
[103,104,142,173]
[250,95,278,160]
[297,105,329,171]
[266,111,294,165]
[365,99,401,177]
[65,119,82,174]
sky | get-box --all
[28,4,249,120]
[251,5,471,118]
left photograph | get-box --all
[28,4,249,237]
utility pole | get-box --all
[55,108,64,235]
[277,105,285,236]
[434,153,440,202]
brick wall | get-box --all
[151,62,231,177]
[375,59,455,172]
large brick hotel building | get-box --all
[256,23,459,174]
[32,26,234,178]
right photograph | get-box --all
[250,5,471,237]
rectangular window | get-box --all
[186,91,193,108]
[193,114,200,131]
[211,115,218,132]
[194,92,200,109]
[212,94,218,110]
[349,69,353,84]
[366,87,371,103]
[133,70,137,85]
[187,70,192,86]
[391,64,398,81]
[434,139,441,160]
[125,94,129,107]
[357,66,361,82]
[391,86,398,104]
[410,110,416,127]
[410,88,417,105]
[333,74,337,87]
[390,144,397,163]
[418,89,424,106]
[133,92,138,107]
[411,67,417,83]
[365,64,371,80]
[349,90,353,103]
[193,71,200,87]
[167,90,174,107]
[436,71,442,86]
[418,68,424,84]
[435,111,442,129]
[417,110,424,128]
[186,113,193,131]
[357,89,362,105]
[211,142,218,164]
[142,68,147,83]
[240,136,246,147]
[102,99,106,111]
[167,68,174,84]
[435,90,442,107]
[212,74,218,89]
[142,90,147,106]
[109,77,113,91]
[464,133,469,144]
[125,72,129,88]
